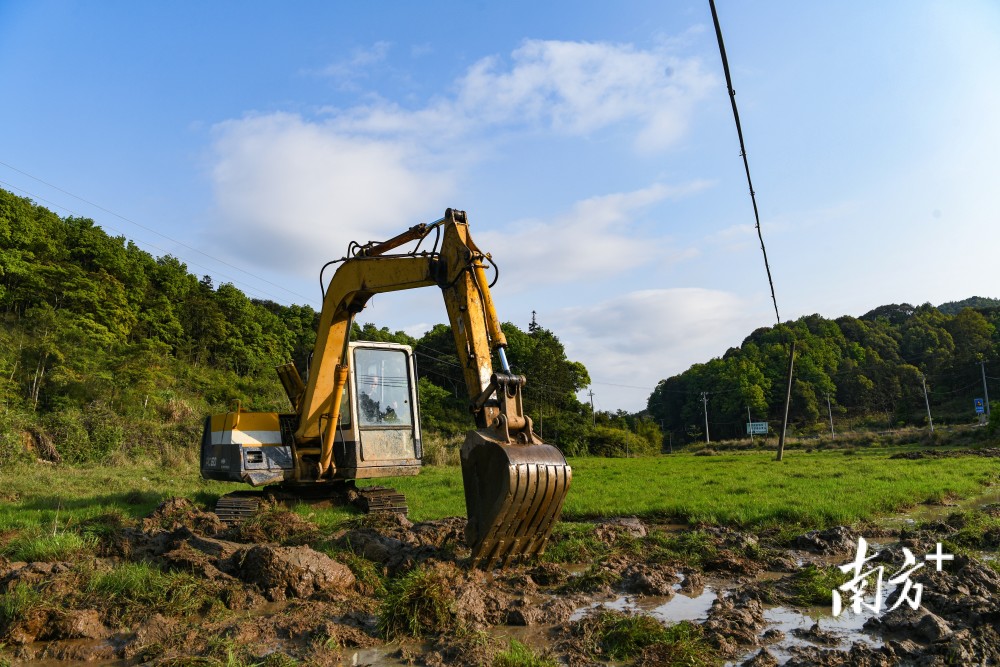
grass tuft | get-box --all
[792,564,852,606]
[576,611,717,663]
[1,530,96,562]
[647,529,718,567]
[334,550,387,597]
[541,522,609,564]
[376,565,454,639]
[558,564,620,594]
[0,582,44,628]
[86,562,215,623]
[493,639,557,667]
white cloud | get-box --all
[208,38,714,275]
[324,39,714,148]
[549,288,767,412]
[207,113,453,275]
[478,182,707,291]
[456,40,714,150]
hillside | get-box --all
[938,296,1000,315]
[648,303,1000,442]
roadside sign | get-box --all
[747,421,768,435]
[975,398,985,414]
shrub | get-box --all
[42,408,91,463]
[588,425,657,458]
[421,432,462,467]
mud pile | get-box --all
[3,499,1000,665]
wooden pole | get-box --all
[776,341,796,461]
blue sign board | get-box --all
[747,421,769,435]
[975,398,985,414]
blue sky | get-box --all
[2,1,999,412]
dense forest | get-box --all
[2,187,997,464]
[648,301,1000,443]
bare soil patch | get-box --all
[3,495,1000,665]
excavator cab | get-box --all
[202,341,421,488]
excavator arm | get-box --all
[295,209,571,567]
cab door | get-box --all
[351,343,422,475]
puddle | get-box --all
[883,489,1000,528]
[731,580,899,666]
[20,639,122,667]
[342,646,409,666]
[747,605,882,665]
[570,586,719,624]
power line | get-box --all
[0,160,316,305]
[709,0,781,325]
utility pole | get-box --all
[981,361,991,418]
[660,421,672,453]
[921,375,934,433]
[588,389,596,426]
[776,341,796,462]
[702,392,710,444]
[826,392,835,439]
[747,405,754,444]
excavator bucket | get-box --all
[461,429,572,569]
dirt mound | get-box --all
[142,497,224,535]
[52,609,111,640]
[889,447,1000,460]
[702,592,766,657]
[231,544,355,601]
[221,501,321,544]
[620,562,679,596]
[856,553,1000,664]
[422,630,517,667]
[781,642,896,666]
[594,516,648,543]
[794,525,857,554]
[339,517,467,574]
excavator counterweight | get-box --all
[201,209,572,566]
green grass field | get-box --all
[387,446,1000,527]
[1,445,997,543]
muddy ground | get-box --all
[2,492,1000,665]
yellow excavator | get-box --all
[201,209,572,568]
